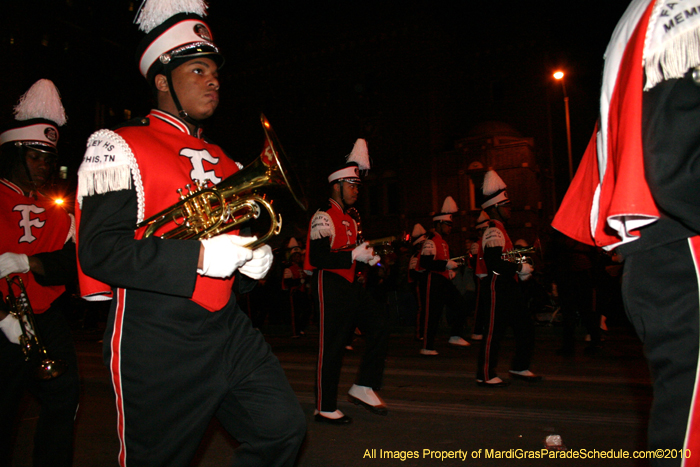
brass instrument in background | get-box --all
[344,207,397,256]
[136,114,307,248]
[3,276,67,380]
[501,246,537,265]
[449,253,473,267]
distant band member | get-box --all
[416,197,470,355]
[476,170,539,387]
[304,139,389,424]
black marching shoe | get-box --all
[314,413,353,425]
[476,379,510,388]
[348,394,389,415]
[508,370,543,382]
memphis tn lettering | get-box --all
[82,154,117,164]
[659,1,700,32]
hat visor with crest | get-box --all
[136,12,224,82]
[0,118,59,156]
[328,162,362,184]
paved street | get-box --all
[10,320,653,467]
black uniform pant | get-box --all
[623,238,700,467]
[418,273,468,350]
[476,274,534,381]
[286,288,311,336]
[312,270,389,413]
[0,302,80,467]
[558,269,599,352]
[105,289,306,467]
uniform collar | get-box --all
[150,109,204,138]
[1,178,30,197]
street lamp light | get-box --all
[553,71,573,181]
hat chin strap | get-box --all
[164,62,203,134]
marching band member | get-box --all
[282,237,311,337]
[0,80,79,467]
[552,0,700,461]
[416,197,470,355]
[475,170,540,387]
[304,139,389,424]
[75,1,305,465]
[408,223,427,340]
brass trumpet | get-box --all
[3,275,67,380]
[136,114,307,248]
[502,246,537,264]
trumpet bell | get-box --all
[35,356,68,380]
[137,114,307,247]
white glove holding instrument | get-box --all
[0,252,30,277]
[446,260,459,270]
[236,241,274,280]
[0,314,22,345]
[517,262,534,281]
[198,235,254,279]
[352,242,375,264]
[368,255,381,267]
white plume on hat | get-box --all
[433,196,458,222]
[411,223,426,238]
[475,210,490,229]
[347,138,370,171]
[14,79,67,126]
[481,169,509,209]
[440,196,458,214]
[411,223,427,245]
[135,0,208,33]
[483,170,506,196]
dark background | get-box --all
[0,0,632,233]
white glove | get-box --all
[0,253,30,276]
[517,262,534,281]
[368,255,381,267]
[351,242,375,264]
[238,244,273,280]
[0,315,22,344]
[199,235,254,279]
[446,260,459,270]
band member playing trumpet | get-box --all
[0,80,79,467]
[475,170,541,387]
[304,139,390,424]
[416,196,470,355]
[75,2,305,465]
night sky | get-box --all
[0,0,632,209]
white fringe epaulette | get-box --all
[482,226,505,249]
[309,211,334,241]
[421,239,436,256]
[643,0,700,90]
[77,129,145,223]
[135,0,208,33]
[14,79,67,126]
